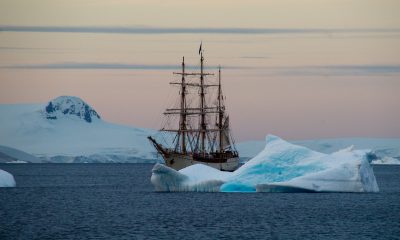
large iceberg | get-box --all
[0,169,16,187]
[151,135,379,193]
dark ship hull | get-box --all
[148,136,239,171]
[164,153,239,172]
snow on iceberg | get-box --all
[151,135,379,193]
[0,169,16,187]
[151,163,231,192]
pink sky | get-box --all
[0,1,399,140]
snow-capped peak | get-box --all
[44,96,101,123]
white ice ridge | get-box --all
[0,169,16,187]
[151,135,379,193]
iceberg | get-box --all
[151,163,230,192]
[237,137,400,165]
[0,169,16,187]
[151,135,379,193]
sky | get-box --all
[0,0,399,141]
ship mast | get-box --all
[179,57,187,154]
[165,44,216,153]
[218,66,224,152]
[199,46,206,155]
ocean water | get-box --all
[0,164,399,240]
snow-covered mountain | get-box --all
[0,95,398,164]
[237,138,400,165]
[44,96,100,123]
[0,96,158,163]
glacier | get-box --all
[0,169,16,187]
[0,145,41,163]
[151,135,379,193]
[372,156,400,165]
[0,96,157,163]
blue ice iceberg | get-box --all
[151,135,379,193]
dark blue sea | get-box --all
[0,164,399,240]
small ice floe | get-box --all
[0,169,16,187]
[151,135,379,193]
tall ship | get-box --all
[148,45,240,172]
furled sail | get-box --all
[221,116,231,149]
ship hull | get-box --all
[163,153,240,172]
